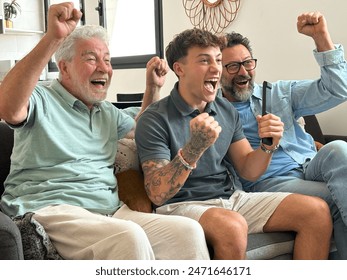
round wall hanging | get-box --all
[182,0,241,34]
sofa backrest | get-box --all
[0,122,14,196]
[303,115,326,144]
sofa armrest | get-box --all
[303,115,347,145]
[0,211,24,260]
[324,134,347,143]
[0,122,14,196]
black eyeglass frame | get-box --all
[224,59,258,74]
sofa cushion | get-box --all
[113,113,152,213]
[114,138,140,173]
[117,169,152,213]
[114,106,141,174]
[246,232,295,260]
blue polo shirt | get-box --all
[1,79,134,217]
[135,83,245,205]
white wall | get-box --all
[108,0,347,135]
[1,1,346,135]
[0,0,44,78]
[0,0,44,59]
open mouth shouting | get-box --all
[91,78,107,88]
[234,75,251,89]
[204,78,219,93]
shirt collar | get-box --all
[253,83,262,100]
[50,79,100,112]
[51,79,78,108]
[171,82,217,117]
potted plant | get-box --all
[3,0,21,28]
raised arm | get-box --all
[141,112,221,206]
[297,11,334,52]
[135,56,168,121]
[0,2,82,124]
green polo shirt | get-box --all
[1,79,134,217]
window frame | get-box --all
[99,0,164,69]
[44,0,86,72]
[45,0,163,72]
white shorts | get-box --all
[156,190,291,233]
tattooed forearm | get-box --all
[142,157,191,206]
[146,181,184,206]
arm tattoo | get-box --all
[142,157,190,206]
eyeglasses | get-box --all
[224,59,257,74]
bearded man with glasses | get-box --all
[219,11,347,259]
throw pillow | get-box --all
[114,138,140,174]
[116,169,152,213]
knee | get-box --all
[207,211,248,259]
[327,140,347,150]
[304,197,332,230]
[226,214,248,251]
[164,216,206,244]
[223,214,248,251]
[311,197,331,216]
[167,218,210,260]
[179,218,206,240]
[201,209,248,251]
[225,213,248,235]
[109,222,154,259]
[201,208,248,238]
[322,140,347,159]
[211,212,248,243]
[124,222,149,241]
[114,222,150,248]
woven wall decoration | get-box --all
[182,0,241,34]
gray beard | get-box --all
[222,82,254,102]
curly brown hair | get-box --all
[165,28,223,71]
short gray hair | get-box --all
[55,25,109,63]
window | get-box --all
[98,0,163,69]
[44,0,85,72]
[45,0,162,71]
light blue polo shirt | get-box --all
[1,79,134,217]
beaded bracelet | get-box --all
[260,142,279,154]
[177,148,197,170]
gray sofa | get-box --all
[0,120,338,259]
[0,211,23,260]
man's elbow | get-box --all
[0,101,28,125]
[0,110,27,125]
[238,172,261,183]
[147,190,167,207]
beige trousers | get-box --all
[33,204,210,260]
